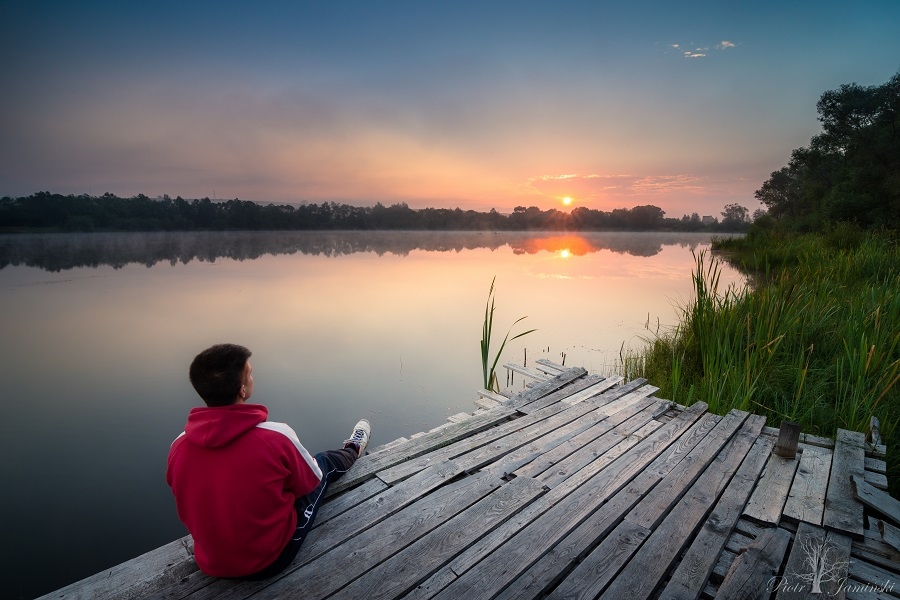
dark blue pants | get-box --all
[243,446,358,580]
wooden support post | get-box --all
[774,421,801,459]
[868,415,883,448]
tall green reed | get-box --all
[628,231,900,493]
[481,277,536,392]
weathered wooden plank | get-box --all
[725,530,756,555]
[402,566,458,600]
[375,401,575,485]
[326,405,516,495]
[775,522,853,599]
[476,389,509,404]
[329,476,546,600]
[662,433,773,600]
[847,558,900,597]
[431,402,709,600]
[520,376,644,416]
[762,426,837,450]
[878,519,900,554]
[510,397,665,480]
[824,429,866,538]
[474,395,502,410]
[742,451,800,525]
[517,375,622,415]
[445,412,471,423]
[252,471,503,600]
[625,410,750,530]
[866,470,890,491]
[497,471,659,600]
[713,549,738,581]
[716,527,792,600]
[485,403,619,479]
[502,362,550,381]
[782,445,831,526]
[853,475,900,527]
[509,367,588,410]
[541,520,651,600]
[503,413,762,600]
[35,537,204,600]
[867,456,888,474]
[535,358,567,374]
[537,400,688,489]
[562,377,626,405]
[314,476,389,525]
[452,401,610,475]
[853,520,900,572]
[594,414,766,600]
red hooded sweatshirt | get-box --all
[166,403,322,577]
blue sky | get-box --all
[2,0,898,217]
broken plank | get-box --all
[775,522,853,599]
[782,445,831,526]
[716,527,792,600]
[595,414,766,600]
[535,358,567,373]
[509,367,588,410]
[743,452,800,525]
[432,402,710,600]
[503,362,550,381]
[517,415,762,600]
[662,432,773,600]
[852,475,900,528]
[824,429,867,538]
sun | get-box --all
[562,197,572,206]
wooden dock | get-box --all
[42,362,900,599]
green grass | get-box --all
[624,230,900,494]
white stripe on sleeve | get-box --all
[256,422,323,481]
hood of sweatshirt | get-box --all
[184,403,268,449]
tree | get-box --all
[755,69,900,229]
[721,203,749,224]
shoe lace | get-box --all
[348,428,367,443]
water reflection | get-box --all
[0,231,732,272]
[0,230,743,599]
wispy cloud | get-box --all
[667,39,737,59]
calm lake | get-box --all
[0,230,743,599]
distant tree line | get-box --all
[755,69,900,230]
[0,192,754,233]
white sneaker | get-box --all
[344,419,371,457]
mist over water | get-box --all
[0,231,743,599]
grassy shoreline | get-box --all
[624,228,900,494]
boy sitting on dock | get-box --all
[166,343,370,579]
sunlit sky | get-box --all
[2,1,898,217]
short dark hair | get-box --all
[189,344,252,407]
